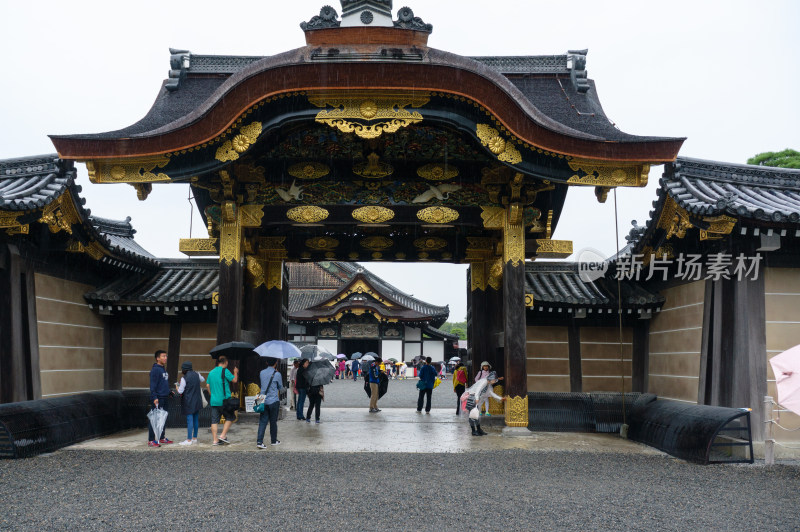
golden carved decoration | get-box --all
[417,163,458,181]
[246,256,266,289]
[266,261,284,290]
[352,206,395,224]
[287,206,329,224]
[535,239,573,259]
[470,262,487,292]
[488,257,503,291]
[417,206,459,224]
[211,292,219,305]
[360,236,394,251]
[488,385,505,415]
[0,212,29,235]
[372,252,383,259]
[348,252,360,260]
[288,161,330,180]
[39,193,82,235]
[309,90,430,139]
[306,236,339,251]
[567,159,650,187]
[86,155,171,184]
[703,214,737,236]
[65,240,105,260]
[525,294,535,307]
[465,237,495,263]
[413,237,448,250]
[233,162,266,184]
[131,183,152,201]
[179,238,219,257]
[503,204,525,267]
[215,122,262,162]
[326,279,394,308]
[505,395,529,427]
[353,152,394,179]
[219,203,242,265]
[239,205,264,228]
[480,206,505,229]
[258,237,288,261]
[395,252,406,260]
[476,124,522,164]
[247,383,261,396]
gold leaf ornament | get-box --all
[352,206,395,224]
[417,206,459,224]
[476,124,522,164]
[215,122,262,162]
[287,206,329,223]
[288,162,330,180]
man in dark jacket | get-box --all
[417,357,437,413]
[149,349,173,447]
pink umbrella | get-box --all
[769,345,800,416]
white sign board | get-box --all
[244,396,258,413]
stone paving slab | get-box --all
[67,407,663,455]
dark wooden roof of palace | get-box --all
[626,157,800,252]
[51,44,683,161]
[664,157,800,223]
[525,262,663,309]
[0,154,74,211]
[89,216,157,262]
[87,259,450,323]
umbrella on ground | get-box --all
[350,352,363,360]
[769,345,800,416]
[336,353,347,359]
[300,344,334,361]
[209,341,256,360]
[305,360,336,387]
[254,340,301,359]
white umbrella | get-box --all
[254,340,301,359]
[300,344,334,361]
[360,354,376,363]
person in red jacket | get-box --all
[453,362,468,415]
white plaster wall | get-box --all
[405,326,421,341]
[381,340,403,359]
[404,342,421,362]
[317,339,339,356]
[423,340,444,361]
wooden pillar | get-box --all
[631,320,650,393]
[103,317,122,390]
[216,201,244,344]
[502,204,528,427]
[699,274,767,440]
[167,321,182,384]
[568,320,582,392]
[467,262,489,378]
[0,243,39,403]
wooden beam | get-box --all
[631,320,650,393]
[568,320,582,393]
[167,321,182,385]
[103,317,122,390]
[216,260,243,344]
[503,261,527,398]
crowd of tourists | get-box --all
[147,350,505,449]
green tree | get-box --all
[450,327,466,339]
[440,321,467,339]
[747,149,800,169]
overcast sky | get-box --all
[1,0,798,322]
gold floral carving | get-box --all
[480,206,505,229]
[288,161,330,180]
[352,206,395,224]
[417,163,458,181]
[417,206,459,224]
[0,212,29,235]
[309,91,430,139]
[413,237,448,250]
[488,257,503,290]
[287,206,329,224]
[215,122,262,162]
[179,238,219,257]
[246,256,266,288]
[703,214,737,237]
[326,279,394,308]
[470,262,487,292]
[65,240,105,260]
[505,395,529,427]
[360,236,394,250]
[211,292,219,305]
[132,183,152,201]
[525,294,535,307]
[503,205,525,267]
[353,152,393,179]
[86,155,171,184]
[239,205,264,228]
[219,202,242,265]
[306,236,339,250]
[476,124,522,164]
[535,239,573,259]
[39,193,82,234]
[489,385,505,415]
[567,159,650,187]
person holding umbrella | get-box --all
[417,357,437,414]
[148,349,173,447]
[304,358,334,423]
[256,357,284,448]
[295,358,310,420]
[352,356,360,381]
[368,357,382,413]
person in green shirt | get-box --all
[206,356,238,445]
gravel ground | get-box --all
[302,375,459,409]
[1,450,797,530]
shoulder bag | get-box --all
[253,370,277,414]
[221,368,239,413]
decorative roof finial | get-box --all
[300,5,341,31]
[340,0,393,27]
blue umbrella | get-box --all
[254,340,301,359]
[350,352,363,360]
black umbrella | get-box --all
[209,341,256,360]
[305,360,335,387]
[363,372,389,399]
